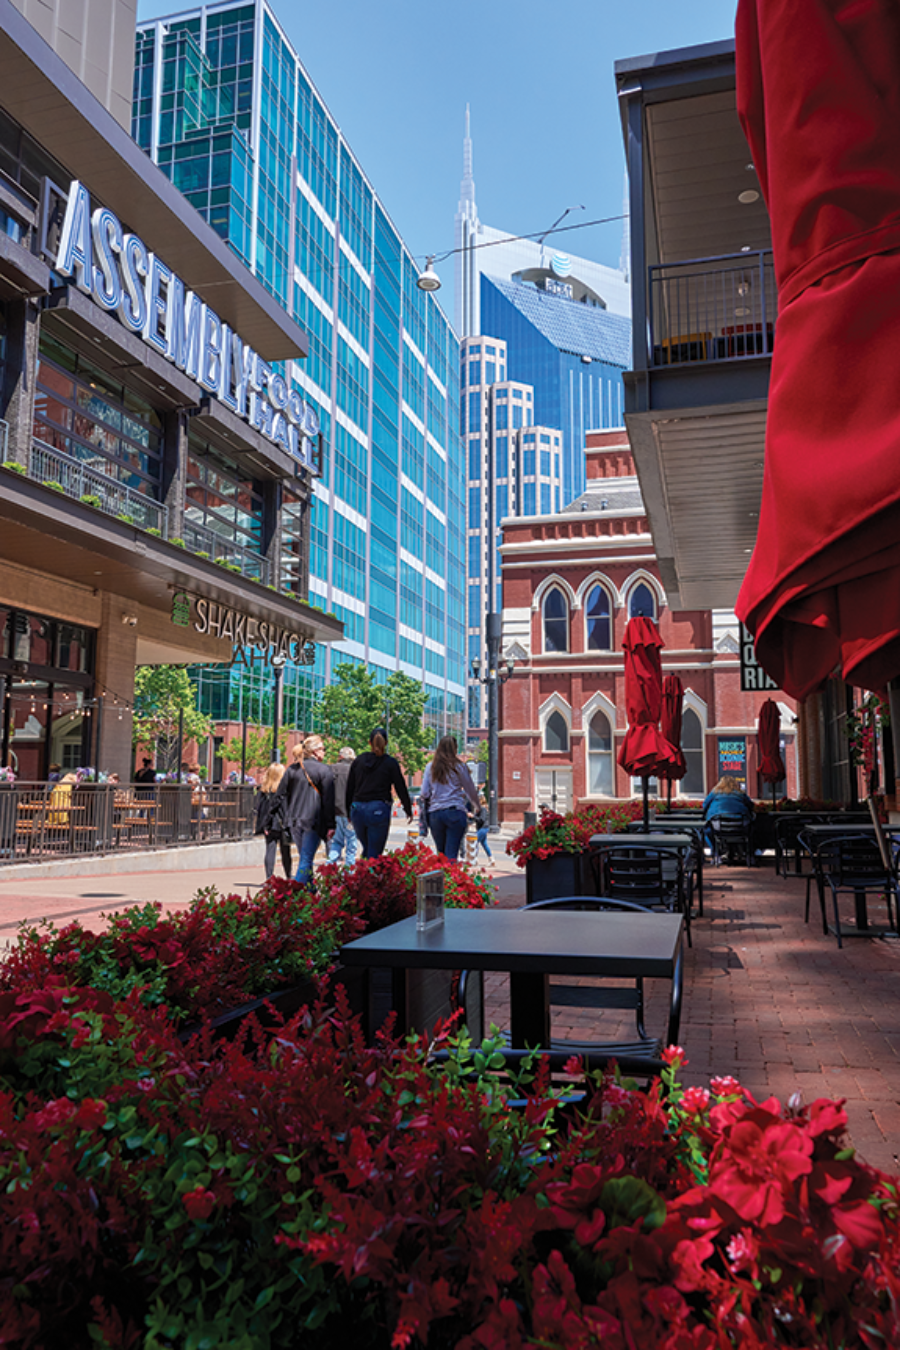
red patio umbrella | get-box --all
[756,697,785,809]
[735,0,900,700]
[617,617,682,828]
[658,674,687,807]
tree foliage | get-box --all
[316,664,428,775]
[133,667,213,773]
[215,725,288,772]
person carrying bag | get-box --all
[276,736,335,885]
[419,736,479,862]
[255,762,292,879]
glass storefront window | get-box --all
[186,437,264,553]
[0,609,94,776]
[33,336,163,498]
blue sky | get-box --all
[138,0,738,285]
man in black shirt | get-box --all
[328,747,358,866]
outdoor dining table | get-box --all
[624,822,705,909]
[339,907,684,1050]
[590,831,700,919]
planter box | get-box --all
[177,963,369,1043]
[368,966,483,1045]
[525,850,595,904]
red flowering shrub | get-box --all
[0,849,489,1030]
[2,997,899,1350]
[507,801,644,865]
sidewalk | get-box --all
[2,840,899,1174]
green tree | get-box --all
[133,666,213,774]
[215,725,288,772]
[316,664,428,775]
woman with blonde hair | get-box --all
[255,761,291,879]
[275,735,335,885]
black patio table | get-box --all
[339,907,684,1049]
[590,831,699,923]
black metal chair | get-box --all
[813,835,900,948]
[595,844,692,946]
[518,896,684,1061]
[708,815,754,867]
[796,827,827,931]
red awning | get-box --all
[735,0,900,700]
[617,618,682,777]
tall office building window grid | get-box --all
[463,335,563,727]
[135,1,465,741]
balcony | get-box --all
[23,439,273,587]
[648,251,776,368]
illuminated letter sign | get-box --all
[54,180,321,473]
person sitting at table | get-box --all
[702,776,755,848]
[134,758,156,784]
[419,736,480,862]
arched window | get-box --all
[587,711,614,794]
[585,585,612,651]
[544,709,569,753]
[681,707,705,796]
[628,581,656,619]
[542,587,569,653]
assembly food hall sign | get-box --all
[54,180,320,471]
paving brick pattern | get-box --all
[485,862,900,1175]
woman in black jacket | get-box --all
[255,762,292,879]
[276,736,336,885]
[347,728,412,859]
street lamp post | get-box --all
[271,652,287,763]
[470,612,514,833]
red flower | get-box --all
[710,1075,742,1097]
[182,1186,216,1221]
[661,1045,688,1067]
[74,1098,108,1131]
[711,1108,814,1225]
[679,1087,710,1116]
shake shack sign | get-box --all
[193,598,314,665]
[53,180,320,472]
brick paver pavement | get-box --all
[485,861,900,1175]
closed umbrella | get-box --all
[658,674,687,808]
[735,0,900,700]
[756,697,785,810]
[617,617,682,830]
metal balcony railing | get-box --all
[29,439,167,534]
[647,250,777,368]
[181,517,273,585]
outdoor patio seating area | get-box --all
[484,853,900,1175]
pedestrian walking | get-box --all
[419,736,479,862]
[472,792,493,864]
[276,736,335,886]
[347,728,412,859]
[255,762,292,879]
[328,746,358,866]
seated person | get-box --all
[702,775,755,853]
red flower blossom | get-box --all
[182,1186,216,1221]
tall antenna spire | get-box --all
[460,103,476,213]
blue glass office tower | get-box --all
[134,1,466,741]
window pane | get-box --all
[629,582,656,618]
[545,710,569,753]
[588,712,613,794]
[543,588,568,652]
[681,708,704,795]
[586,585,611,650]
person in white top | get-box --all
[419,735,480,861]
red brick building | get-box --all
[497,430,797,823]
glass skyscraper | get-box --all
[134,1,466,741]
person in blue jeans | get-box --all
[276,736,335,885]
[419,736,480,862]
[472,793,493,865]
[347,728,413,859]
[327,746,358,867]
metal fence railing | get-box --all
[181,518,273,586]
[647,250,777,368]
[0,783,257,865]
[29,440,167,535]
